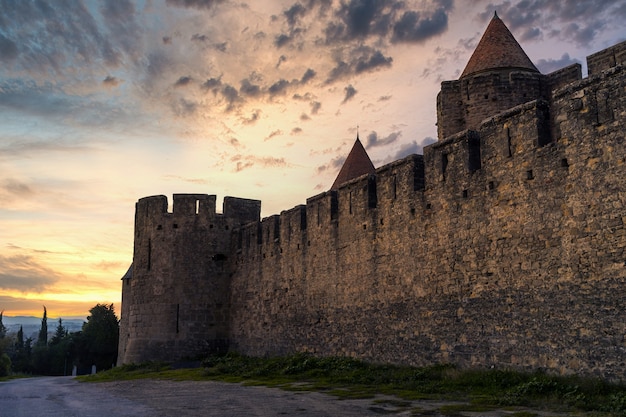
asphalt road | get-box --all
[0,376,416,417]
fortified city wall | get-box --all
[227,46,626,378]
[118,27,626,378]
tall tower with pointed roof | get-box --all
[436,12,545,140]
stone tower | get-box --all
[436,12,545,140]
[118,194,260,364]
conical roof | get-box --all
[121,263,132,280]
[460,12,538,78]
[331,137,375,190]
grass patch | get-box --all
[85,353,626,414]
[78,362,205,382]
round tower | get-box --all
[118,193,260,364]
[437,12,544,140]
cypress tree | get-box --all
[0,311,6,339]
[37,306,48,346]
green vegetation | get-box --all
[82,352,626,415]
[2,304,119,376]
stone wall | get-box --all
[228,61,626,379]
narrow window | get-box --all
[392,175,397,200]
[317,203,320,226]
[330,191,338,220]
[367,175,377,209]
[349,191,353,214]
[195,200,200,215]
[300,207,307,230]
[468,135,481,172]
[442,153,449,180]
[176,304,180,333]
[147,239,152,271]
[506,128,512,157]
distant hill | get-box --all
[2,316,85,340]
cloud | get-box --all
[283,2,307,27]
[536,53,580,74]
[202,77,223,91]
[326,46,393,83]
[300,68,317,84]
[478,1,626,47]
[242,109,261,124]
[268,79,292,96]
[379,137,437,164]
[171,98,197,116]
[221,84,241,110]
[240,78,262,97]
[231,154,289,172]
[321,0,451,45]
[0,139,93,160]
[0,33,18,61]
[365,131,401,149]
[342,84,357,103]
[317,154,346,174]
[103,75,121,87]
[276,55,288,68]
[191,33,209,42]
[174,76,193,87]
[391,8,449,43]
[165,0,226,10]
[0,254,61,292]
[1,179,34,198]
[274,34,292,48]
[0,0,143,78]
[310,101,321,114]
[265,130,283,141]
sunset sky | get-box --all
[1,0,624,319]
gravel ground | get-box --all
[0,376,584,416]
[98,379,572,417]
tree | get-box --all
[48,318,73,375]
[10,326,32,374]
[0,353,10,377]
[0,311,6,339]
[37,306,48,346]
[33,307,50,374]
[0,311,10,376]
[50,318,67,346]
[78,304,119,372]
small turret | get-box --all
[331,136,376,190]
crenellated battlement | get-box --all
[135,194,260,224]
[120,30,626,379]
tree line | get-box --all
[0,304,119,376]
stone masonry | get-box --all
[118,16,626,380]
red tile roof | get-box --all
[331,137,375,190]
[460,12,539,78]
